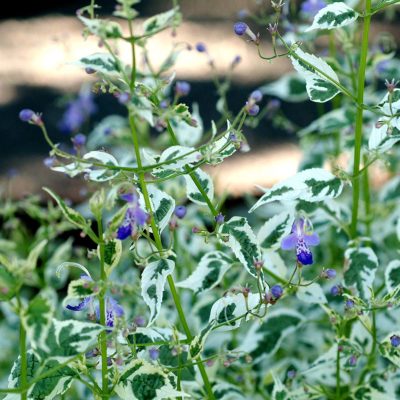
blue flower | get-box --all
[233,22,257,42]
[174,205,187,219]
[116,193,149,240]
[195,42,207,53]
[390,335,400,347]
[301,0,326,16]
[175,81,191,97]
[66,275,124,328]
[59,85,97,134]
[281,218,319,265]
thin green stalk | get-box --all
[97,218,109,399]
[362,154,372,238]
[350,0,372,238]
[19,301,27,400]
[166,120,218,217]
[336,344,341,399]
[129,115,216,400]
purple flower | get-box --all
[43,157,56,168]
[72,133,86,149]
[234,22,248,36]
[246,103,260,116]
[149,347,160,361]
[66,275,124,328]
[301,0,327,16]
[134,315,146,327]
[345,299,355,309]
[234,22,257,42]
[116,193,149,240]
[175,81,191,97]
[195,42,207,53]
[59,85,97,134]
[270,285,283,299]
[330,285,342,296]
[322,269,336,279]
[174,205,187,219]
[215,213,225,224]
[118,92,131,105]
[19,109,42,125]
[281,218,319,265]
[249,90,263,103]
[348,354,357,367]
[390,335,400,347]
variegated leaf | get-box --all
[385,260,400,293]
[306,2,358,32]
[250,168,343,212]
[289,47,340,102]
[344,247,378,300]
[257,211,294,250]
[114,359,188,400]
[184,169,214,206]
[219,217,262,278]
[141,259,175,326]
[177,251,232,294]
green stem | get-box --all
[336,343,341,399]
[19,300,27,400]
[350,0,372,238]
[362,154,372,238]
[166,120,218,217]
[129,114,216,400]
[97,218,109,399]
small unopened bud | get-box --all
[19,109,43,126]
[390,335,400,347]
[233,22,257,42]
[215,213,225,224]
[270,284,283,299]
[385,78,399,93]
[192,226,200,233]
[174,205,187,219]
[321,268,336,279]
[195,42,207,53]
[175,81,191,97]
[267,23,278,35]
[246,103,260,116]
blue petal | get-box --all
[281,233,298,250]
[116,224,132,240]
[66,296,91,311]
[296,239,313,265]
[304,232,320,246]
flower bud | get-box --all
[390,335,400,347]
[174,205,187,219]
[233,22,257,42]
[175,81,191,97]
[195,42,207,52]
[215,213,225,224]
[270,284,283,299]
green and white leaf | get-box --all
[24,240,48,272]
[272,376,291,400]
[213,382,245,400]
[40,319,103,361]
[306,2,358,32]
[344,247,379,300]
[298,108,355,137]
[257,211,294,250]
[160,145,201,170]
[82,151,120,182]
[142,7,181,37]
[297,283,327,304]
[138,185,175,233]
[385,260,400,293]
[98,239,122,276]
[44,188,93,235]
[22,295,54,354]
[189,321,216,358]
[0,265,18,301]
[289,47,340,102]
[115,359,188,400]
[172,103,203,146]
[131,95,154,126]
[202,123,237,165]
[250,168,343,212]
[78,15,123,38]
[184,169,214,206]
[141,258,175,326]
[259,73,308,102]
[76,52,120,75]
[368,123,400,153]
[4,351,74,400]
[379,175,400,203]
[51,160,91,178]
[209,292,261,331]
[177,251,232,294]
[218,217,263,278]
[238,309,304,361]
